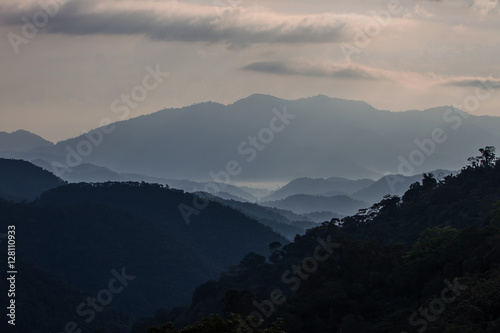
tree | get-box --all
[421,173,437,189]
[269,241,283,263]
[479,146,496,167]
[240,252,266,270]
[467,146,496,169]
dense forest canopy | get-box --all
[140,147,500,333]
[0,147,499,333]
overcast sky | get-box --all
[1,0,499,142]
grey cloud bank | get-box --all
[0,0,347,46]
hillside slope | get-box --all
[0,158,65,201]
[140,147,500,333]
[5,95,500,182]
[0,181,287,318]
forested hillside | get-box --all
[1,148,499,332]
[0,158,65,201]
[141,147,500,333]
[0,181,287,329]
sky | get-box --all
[0,0,499,143]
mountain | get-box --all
[140,148,500,333]
[4,95,500,182]
[201,192,318,240]
[0,158,65,201]
[263,177,375,201]
[352,169,457,204]
[262,194,369,215]
[210,191,250,202]
[301,210,344,222]
[170,180,257,202]
[32,159,129,182]
[238,186,273,200]
[0,180,287,317]
[0,129,53,152]
[31,159,258,201]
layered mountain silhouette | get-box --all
[0,130,53,152]
[2,95,499,182]
[30,159,259,201]
[262,176,375,201]
[147,149,500,333]
[0,158,65,201]
[262,194,369,215]
[351,169,457,203]
[0,159,287,320]
[199,192,318,240]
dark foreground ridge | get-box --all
[139,147,500,333]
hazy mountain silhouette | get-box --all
[154,148,500,333]
[262,194,369,215]
[301,210,344,222]
[5,95,499,183]
[209,191,250,202]
[200,192,318,239]
[32,159,128,182]
[0,129,53,152]
[352,169,457,204]
[263,176,375,201]
[31,159,258,201]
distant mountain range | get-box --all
[1,94,499,182]
[259,170,456,214]
[261,194,369,215]
[200,192,320,239]
[29,159,259,201]
[262,177,375,201]
[0,129,53,152]
[351,169,458,203]
[0,156,457,224]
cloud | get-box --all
[0,0,348,46]
[242,61,393,80]
[413,4,435,18]
[472,0,499,15]
[441,75,500,88]
[241,60,500,93]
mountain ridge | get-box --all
[2,94,499,182]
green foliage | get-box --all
[404,226,460,262]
